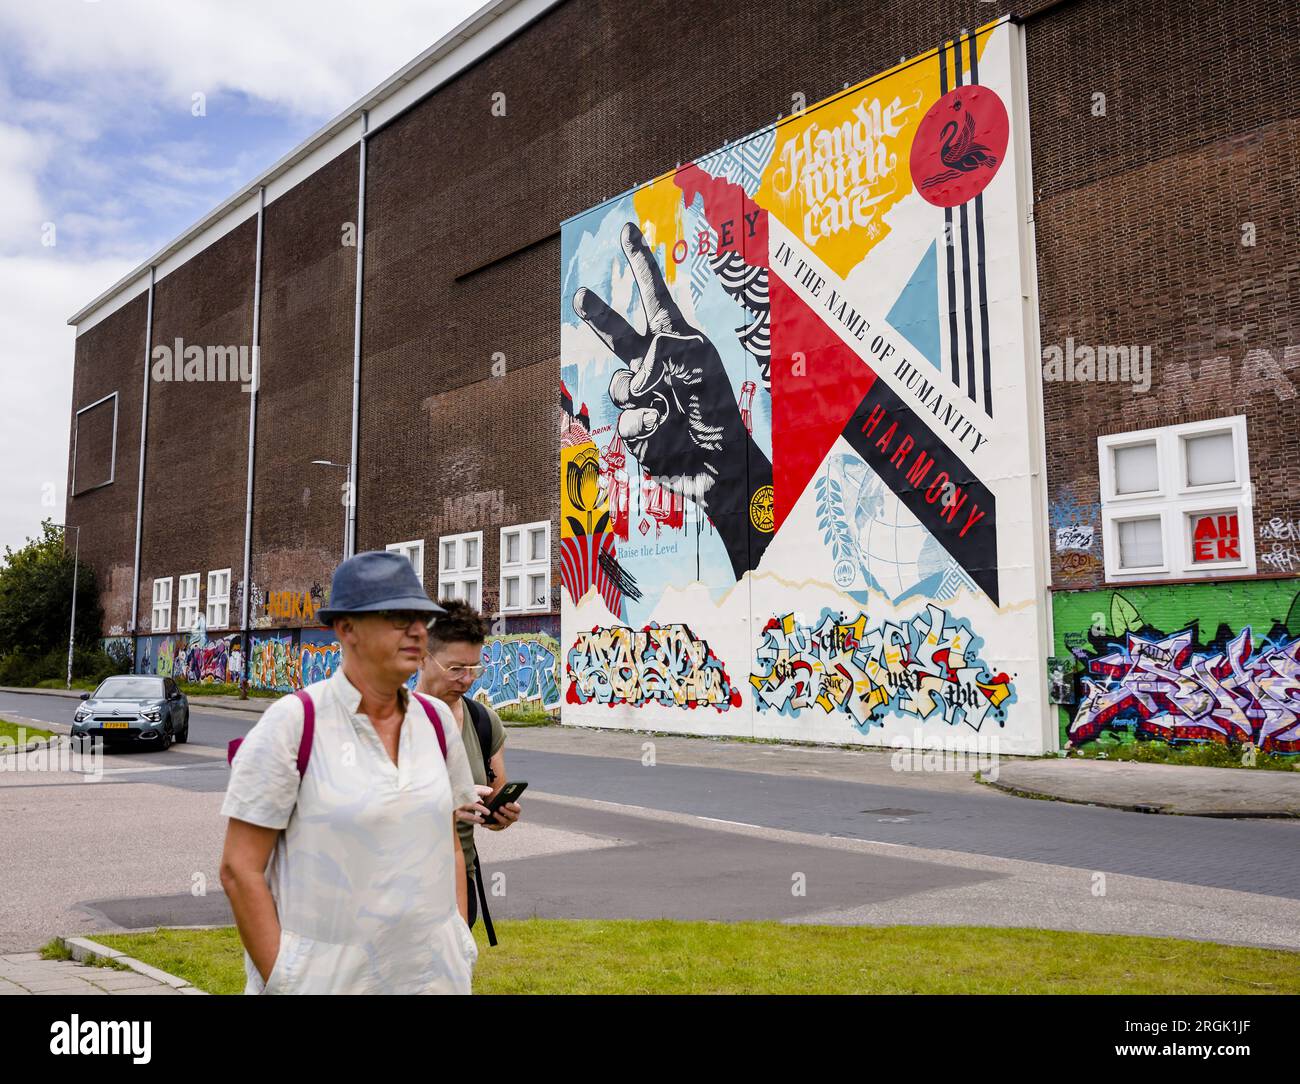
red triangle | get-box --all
[769,273,878,529]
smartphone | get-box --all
[480,780,527,824]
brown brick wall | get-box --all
[1031,0,1300,588]
[252,147,360,628]
[138,219,256,633]
[67,293,147,636]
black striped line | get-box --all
[968,31,994,418]
[954,40,977,406]
[940,41,960,388]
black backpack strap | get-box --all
[474,854,498,947]
[463,696,496,784]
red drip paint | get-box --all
[673,163,769,264]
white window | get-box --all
[206,568,231,629]
[386,539,425,585]
[437,531,482,610]
[177,573,201,632]
[1098,416,1254,581]
[150,577,173,633]
[500,521,550,612]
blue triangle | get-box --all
[886,240,941,369]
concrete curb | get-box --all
[981,776,1300,819]
[60,935,209,994]
[0,718,73,756]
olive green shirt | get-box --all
[456,697,506,878]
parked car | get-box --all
[71,675,190,750]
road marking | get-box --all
[696,815,764,829]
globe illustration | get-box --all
[836,454,963,603]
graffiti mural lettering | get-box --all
[1070,626,1300,752]
[300,642,341,685]
[469,634,560,711]
[566,625,741,710]
[250,634,300,693]
[750,605,1014,732]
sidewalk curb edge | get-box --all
[60,935,210,994]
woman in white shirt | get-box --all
[219,551,491,994]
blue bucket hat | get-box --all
[316,551,445,624]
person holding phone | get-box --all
[416,600,524,942]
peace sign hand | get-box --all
[573,223,748,506]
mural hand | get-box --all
[574,222,750,508]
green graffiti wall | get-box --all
[1052,580,1300,752]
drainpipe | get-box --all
[346,111,368,562]
[239,186,266,698]
[129,267,155,672]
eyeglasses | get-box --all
[375,610,438,631]
[431,657,485,679]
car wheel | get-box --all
[177,718,189,744]
[159,727,173,751]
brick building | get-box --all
[66,0,1298,750]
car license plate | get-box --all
[101,722,130,729]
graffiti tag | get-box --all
[566,624,740,710]
[750,605,1014,732]
[1070,627,1300,752]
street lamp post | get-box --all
[310,460,352,561]
[52,522,81,689]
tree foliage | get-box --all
[0,519,102,657]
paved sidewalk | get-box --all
[0,952,178,995]
[989,758,1300,817]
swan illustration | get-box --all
[921,101,998,190]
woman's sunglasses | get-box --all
[374,610,439,631]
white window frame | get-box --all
[151,577,173,633]
[437,531,482,610]
[500,521,550,613]
[206,568,231,629]
[1099,416,1254,582]
[385,539,425,585]
[176,573,201,632]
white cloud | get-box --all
[0,0,480,118]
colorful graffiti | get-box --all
[299,642,342,685]
[469,634,560,711]
[1055,585,1300,752]
[250,634,300,693]
[145,632,242,684]
[750,606,1014,732]
[566,624,741,710]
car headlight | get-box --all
[141,706,162,722]
[74,706,90,721]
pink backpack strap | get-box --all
[291,688,316,776]
[226,688,315,778]
[411,692,448,759]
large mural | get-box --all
[560,19,1052,752]
[1053,582,1300,754]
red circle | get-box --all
[909,86,1009,208]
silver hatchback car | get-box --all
[72,675,190,750]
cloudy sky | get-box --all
[0,0,484,554]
